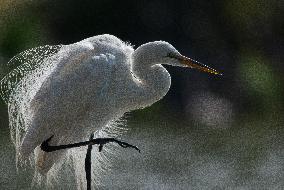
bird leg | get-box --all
[85,134,94,190]
[41,135,140,190]
[40,135,140,153]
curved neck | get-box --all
[129,59,171,109]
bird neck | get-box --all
[130,59,171,109]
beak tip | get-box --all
[179,55,223,76]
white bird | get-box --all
[0,34,221,188]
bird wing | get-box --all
[20,51,125,175]
[0,45,62,104]
[19,48,118,157]
[0,45,63,163]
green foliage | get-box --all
[237,54,282,114]
[0,19,46,58]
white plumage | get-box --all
[0,34,220,188]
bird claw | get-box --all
[115,140,141,153]
[93,138,141,153]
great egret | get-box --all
[0,34,221,189]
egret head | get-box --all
[133,41,221,75]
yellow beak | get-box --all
[178,55,222,75]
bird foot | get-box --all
[92,138,141,153]
[41,135,140,190]
[41,136,140,153]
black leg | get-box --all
[41,136,140,153]
[40,136,140,190]
[85,134,94,190]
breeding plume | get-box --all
[0,34,221,189]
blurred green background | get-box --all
[0,0,283,189]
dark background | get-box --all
[0,0,283,189]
